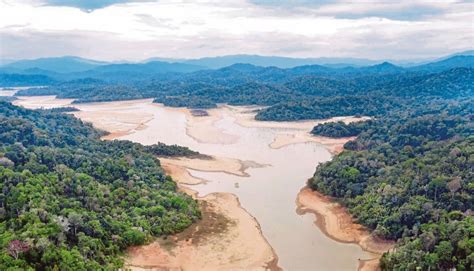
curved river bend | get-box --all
[14,97,372,270]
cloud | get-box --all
[0,0,472,61]
[43,0,143,10]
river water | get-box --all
[12,97,371,270]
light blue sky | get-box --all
[0,0,472,61]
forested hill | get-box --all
[311,97,473,269]
[0,102,200,270]
[6,55,473,111]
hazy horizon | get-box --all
[1,0,473,62]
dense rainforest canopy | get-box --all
[1,53,473,270]
[311,98,473,269]
[0,102,200,270]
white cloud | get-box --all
[0,0,472,61]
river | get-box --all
[12,96,375,270]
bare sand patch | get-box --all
[160,160,207,185]
[0,90,17,97]
[126,152,278,270]
[159,156,266,178]
[125,193,280,271]
[270,132,356,154]
[72,99,155,139]
[13,95,75,109]
[152,104,240,145]
[225,105,370,130]
[296,187,394,271]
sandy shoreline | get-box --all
[269,132,356,154]
[130,154,280,270]
[153,103,240,145]
[13,96,386,270]
[296,187,394,271]
[126,174,280,271]
[159,156,267,178]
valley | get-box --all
[13,96,386,270]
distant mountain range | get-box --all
[2,56,108,73]
[0,50,472,84]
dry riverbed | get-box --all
[13,97,391,270]
[126,193,280,271]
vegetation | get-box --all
[3,54,473,269]
[311,99,474,270]
[0,102,200,270]
[45,107,80,113]
[143,143,209,159]
[311,120,372,138]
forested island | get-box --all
[1,52,473,270]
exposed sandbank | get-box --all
[153,104,240,145]
[125,193,280,271]
[270,133,356,154]
[159,156,266,178]
[14,97,381,270]
[13,95,75,109]
[225,105,370,130]
[297,187,394,271]
[72,99,155,139]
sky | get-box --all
[0,0,472,61]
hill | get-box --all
[0,102,200,269]
[3,56,108,73]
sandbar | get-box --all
[159,156,266,178]
[13,95,75,109]
[125,192,280,271]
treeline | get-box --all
[0,102,200,270]
[14,65,472,121]
[310,99,474,270]
[311,120,372,138]
[143,142,210,159]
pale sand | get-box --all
[14,97,382,270]
[159,156,266,178]
[221,105,369,152]
[0,90,17,97]
[13,97,155,140]
[297,187,394,271]
[152,104,240,145]
[225,105,370,130]
[270,133,356,154]
[72,99,155,139]
[13,95,75,109]
[160,160,207,185]
[153,104,368,147]
[125,193,279,271]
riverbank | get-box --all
[296,187,394,271]
[13,96,379,270]
[125,190,280,271]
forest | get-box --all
[0,102,201,270]
[1,53,473,270]
[311,97,473,269]
[311,120,372,138]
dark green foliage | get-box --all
[0,97,16,102]
[143,143,209,159]
[311,120,372,138]
[13,63,473,120]
[45,107,80,113]
[0,74,55,87]
[255,95,402,121]
[310,99,474,270]
[0,102,200,270]
[5,55,474,270]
